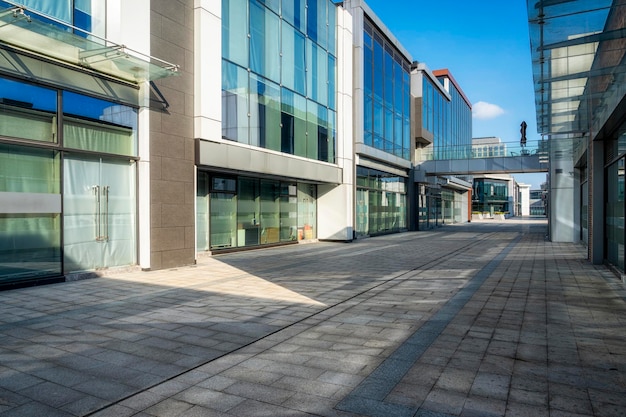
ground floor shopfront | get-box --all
[0,74,139,288]
[196,172,318,251]
[355,166,408,237]
[417,184,469,230]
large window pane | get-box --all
[327,1,336,56]
[306,100,319,160]
[63,92,137,156]
[282,0,305,32]
[222,0,248,67]
[0,77,57,143]
[222,60,250,143]
[0,214,61,282]
[250,75,281,151]
[0,144,61,282]
[280,183,297,241]
[0,144,60,193]
[317,48,328,106]
[282,23,306,95]
[237,178,260,246]
[210,192,237,249]
[197,172,210,251]
[297,183,316,240]
[250,0,280,82]
[315,0,328,50]
[260,180,280,244]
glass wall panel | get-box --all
[0,144,60,193]
[306,99,319,160]
[297,183,316,240]
[281,24,306,95]
[356,167,407,236]
[315,0,328,50]
[282,0,305,32]
[63,156,136,273]
[306,0,318,42]
[328,55,336,110]
[210,178,237,249]
[222,0,248,67]
[63,92,137,156]
[250,0,280,83]
[197,172,210,251]
[0,144,61,281]
[237,178,260,246]
[0,77,57,143]
[280,183,297,241]
[223,60,250,143]
[260,180,280,244]
[327,1,336,56]
[250,74,281,150]
[0,214,61,282]
[316,48,328,106]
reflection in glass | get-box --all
[0,77,57,143]
[237,178,260,246]
[210,192,237,249]
[260,180,280,244]
[63,91,137,156]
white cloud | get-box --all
[472,101,505,120]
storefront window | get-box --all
[63,92,137,156]
[0,78,57,143]
[0,144,61,282]
[356,166,407,236]
[198,175,317,250]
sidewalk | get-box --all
[0,218,625,417]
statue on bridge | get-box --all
[520,121,527,148]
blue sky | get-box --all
[364,0,547,188]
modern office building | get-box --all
[342,0,412,238]
[411,63,473,230]
[527,0,626,274]
[199,0,353,252]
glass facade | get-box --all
[197,172,317,250]
[472,179,511,215]
[422,76,472,159]
[355,167,407,237]
[221,0,337,163]
[362,19,411,160]
[0,75,138,285]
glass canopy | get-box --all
[527,0,626,139]
[0,4,178,83]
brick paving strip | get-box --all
[335,234,523,417]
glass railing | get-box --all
[415,140,552,162]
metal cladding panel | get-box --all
[198,140,342,184]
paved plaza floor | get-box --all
[0,218,625,417]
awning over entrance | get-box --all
[0,3,178,83]
[528,0,626,139]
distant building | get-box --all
[411,64,473,229]
[472,137,507,158]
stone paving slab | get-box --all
[0,219,625,416]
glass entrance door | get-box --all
[63,156,136,273]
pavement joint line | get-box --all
[83,231,505,416]
[336,233,523,417]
